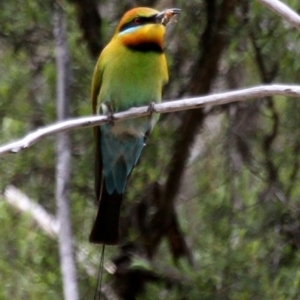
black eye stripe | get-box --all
[119,16,157,33]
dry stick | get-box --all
[257,0,300,30]
[1,84,300,156]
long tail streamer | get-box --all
[94,245,106,300]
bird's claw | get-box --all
[147,102,156,116]
[107,112,116,125]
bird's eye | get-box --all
[134,17,141,25]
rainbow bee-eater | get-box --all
[90,7,181,245]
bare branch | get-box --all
[3,186,121,300]
[1,84,300,156]
[257,0,300,29]
[3,185,98,277]
[4,185,59,238]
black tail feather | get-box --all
[89,188,123,245]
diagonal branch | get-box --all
[3,185,121,299]
[257,0,300,29]
[3,185,97,277]
[0,85,300,156]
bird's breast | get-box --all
[98,42,168,112]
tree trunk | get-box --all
[54,5,79,300]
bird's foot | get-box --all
[107,111,116,126]
[147,102,157,117]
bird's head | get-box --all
[114,7,181,52]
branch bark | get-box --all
[0,84,300,156]
[257,0,300,29]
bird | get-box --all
[89,7,181,245]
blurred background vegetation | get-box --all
[1,0,300,299]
